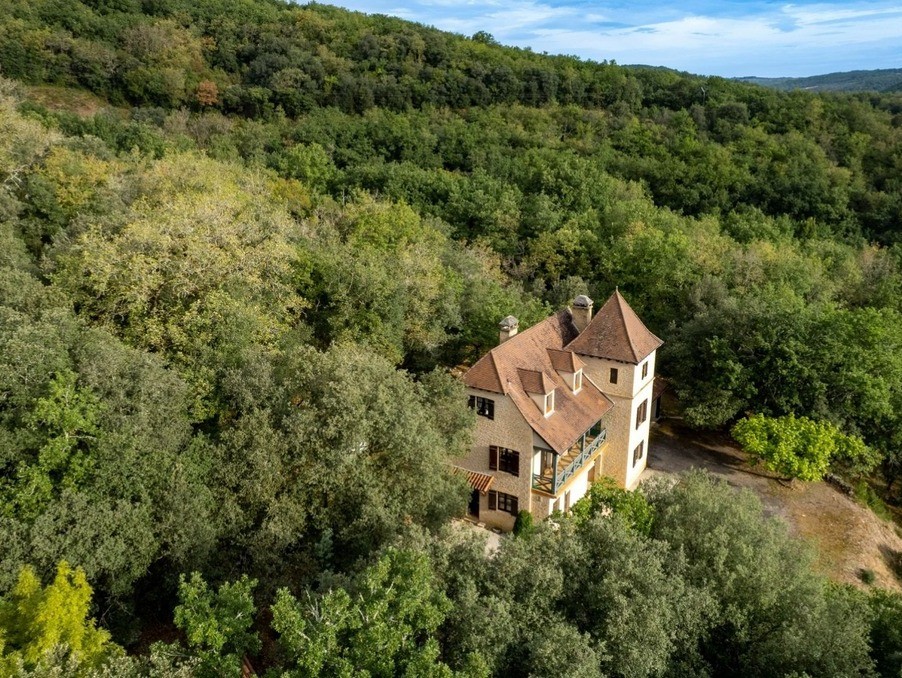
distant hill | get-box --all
[738,68,902,93]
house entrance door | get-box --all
[468,489,480,518]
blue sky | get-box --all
[325,1,902,77]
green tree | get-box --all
[649,472,874,676]
[570,476,654,535]
[270,142,337,193]
[2,370,101,519]
[271,548,468,677]
[869,589,902,677]
[173,573,259,678]
[208,343,471,573]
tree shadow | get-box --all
[878,543,902,583]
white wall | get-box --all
[580,350,658,489]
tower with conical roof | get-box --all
[566,290,662,488]
[454,289,662,532]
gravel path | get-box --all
[643,421,902,591]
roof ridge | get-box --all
[490,352,504,394]
[489,309,569,349]
[615,291,640,363]
[566,290,662,364]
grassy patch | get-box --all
[24,85,108,116]
[854,480,893,521]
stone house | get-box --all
[455,291,662,531]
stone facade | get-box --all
[462,385,534,531]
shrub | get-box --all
[732,413,875,482]
[571,477,654,535]
[513,510,534,537]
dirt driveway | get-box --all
[643,421,902,591]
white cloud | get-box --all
[780,3,902,25]
[328,0,902,76]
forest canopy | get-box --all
[1,0,902,675]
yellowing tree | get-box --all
[0,561,115,674]
[54,153,306,414]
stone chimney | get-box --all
[571,294,593,333]
[499,315,519,344]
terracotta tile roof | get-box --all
[517,368,555,395]
[652,375,669,401]
[450,465,495,494]
[463,310,613,454]
[547,347,584,373]
[566,290,663,364]
[463,351,504,393]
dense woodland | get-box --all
[1,0,902,675]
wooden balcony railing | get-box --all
[532,427,607,495]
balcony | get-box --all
[532,425,607,496]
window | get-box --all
[544,390,555,415]
[573,369,582,392]
[489,446,520,476]
[539,449,555,476]
[467,395,494,420]
[488,490,518,515]
[632,441,644,466]
[610,367,618,384]
[641,361,649,379]
[635,400,648,429]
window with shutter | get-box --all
[641,361,649,379]
[498,448,520,476]
[632,441,645,466]
[488,490,497,510]
[489,446,498,470]
[493,491,518,515]
[635,400,648,429]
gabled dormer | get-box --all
[546,348,585,394]
[518,368,556,417]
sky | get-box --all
[325,0,902,78]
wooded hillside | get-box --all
[739,68,902,93]
[1,1,902,675]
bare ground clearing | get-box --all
[25,85,108,116]
[643,420,902,591]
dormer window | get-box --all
[544,390,555,416]
[546,349,585,395]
